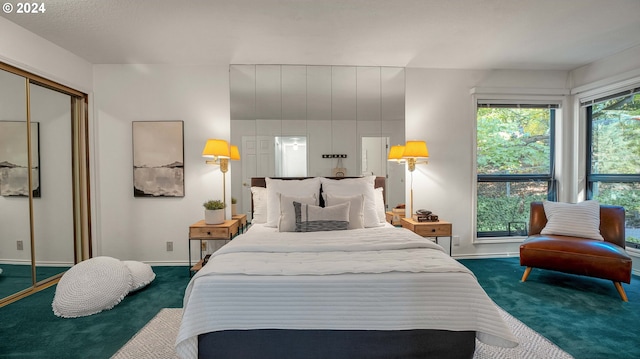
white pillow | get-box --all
[541,200,604,240]
[320,176,382,228]
[278,194,318,232]
[52,256,132,318]
[324,193,365,229]
[294,201,350,232]
[251,186,268,223]
[123,260,156,292]
[266,177,321,227]
[374,187,386,223]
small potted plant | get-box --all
[203,199,226,224]
[231,197,238,216]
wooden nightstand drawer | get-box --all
[189,219,239,240]
[189,226,230,239]
[412,223,451,237]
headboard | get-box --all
[250,176,386,214]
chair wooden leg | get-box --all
[521,267,532,282]
[613,282,629,302]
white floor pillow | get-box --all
[123,260,156,291]
[52,256,132,318]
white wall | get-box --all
[571,45,640,89]
[0,17,92,92]
[405,68,571,257]
[92,65,230,263]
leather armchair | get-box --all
[520,202,632,301]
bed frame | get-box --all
[197,177,476,359]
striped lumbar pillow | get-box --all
[293,201,350,232]
[540,200,604,240]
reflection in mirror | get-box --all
[361,137,388,177]
[230,65,405,217]
[0,68,32,299]
[29,83,75,283]
[275,136,307,177]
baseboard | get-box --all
[454,252,521,260]
[0,259,31,265]
[139,261,189,266]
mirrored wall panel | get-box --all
[0,63,90,306]
[230,65,405,217]
[30,83,75,283]
[0,68,31,299]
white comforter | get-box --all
[176,226,518,359]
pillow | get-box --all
[294,201,350,232]
[540,200,604,240]
[324,193,365,229]
[266,177,321,227]
[52,256,132,318]
[320,176,382,228]
[251,186,268,223]
[123,260,156,292]
[374,187,386,223]
[278,194,318,232]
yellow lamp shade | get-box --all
[387,145,405,161]
[402,140,429,158]
[202,139,230,158]
[230,145,241,160]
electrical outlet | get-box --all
[17,240,23,250]
[452,235,460,246]
[166,241,173,251]
[201,242,207,251]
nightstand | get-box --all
[232,213,247,233]
[401,217,452,255]
[188,219,239,274]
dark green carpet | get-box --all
[459,257,640,359]
[1,260,639,359]
[0,265,70,299]
[0,266,189,359]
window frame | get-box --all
[585,87,640,249]
[474,101,558,239]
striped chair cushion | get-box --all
[540,200,604,240]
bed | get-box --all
[176,176,518,359]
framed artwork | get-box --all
[0,121,40,197]
[132,121,184,197]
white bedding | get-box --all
[176,226,518,359]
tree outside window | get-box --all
[476,106,555,237]
[587,91,640,248]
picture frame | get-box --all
[0,121,40,197]
[132,121,184,197]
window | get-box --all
[586,88,640,249]
[476,103,557,238]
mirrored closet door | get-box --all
[0,63,91,306]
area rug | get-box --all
[111,307,573,359]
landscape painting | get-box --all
[132,121,184,197]
[0,121,40,197]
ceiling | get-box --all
[3,0,640,70]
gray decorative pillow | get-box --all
[294,201,350,232]
[324,193,365,229]
[278,193,318,232]
[540,200,604,240]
